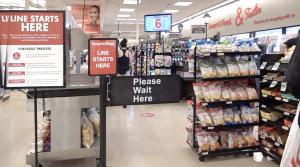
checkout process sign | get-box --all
[110,75,181,106]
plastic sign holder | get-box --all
[88,38,118,167]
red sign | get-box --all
[88,38,118,76]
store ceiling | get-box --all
[102,0,228,37]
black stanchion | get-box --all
[34,88,39,167]
[100,76,107,167]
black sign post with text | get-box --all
[88,38,118,167]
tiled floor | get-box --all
[0,92,278,167]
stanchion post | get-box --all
[100,76,107,167]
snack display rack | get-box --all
[190,46,262,162]
[259,53,299,164]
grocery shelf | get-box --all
[172,48,190,52]
[259,135,285,148]
[259,146,282,165]
[199,146,259,161]
[261,104,296,119]
[201,99,259,107]
[261,94,299,105]
[199,123,260,131]
[197,51,261,58]
[197,75,260,81]
[260,118,290,131]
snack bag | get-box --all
[81,112,94,148]
[249,107,260,123]
[221,86,231,100]
[243,128,257,146]
[210,108,225,125]
[237,132,247,148]
[249,60,258,75]
[224,108,234,124]
[87,107,100,136]
[245,87,259,100]
[197,110,213,126]
[235,87,249,100]
[228,132,238,148]
[233,108,242,124]
[210,132,221,151]
[241,106,251,123]
[237,58,250,76]
[197,132,210,152]
[220,131,229,148]
[209,82,222,102]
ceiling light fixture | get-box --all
[174,1,193,6]
[120,8,135,12]
[123,0,142,5]
[118,14,131,17]
[172,0,238,26]
[164,10,179,13]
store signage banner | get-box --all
[110,75,181,106]
[88,38,118,76]
[191,25,206,34]
[0,11,65,88]
[71,5,101,35]
[180,0,300,38]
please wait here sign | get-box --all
[88,39,118,76]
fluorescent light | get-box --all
[172,0,238,25]
[123,0,142,4]
[127,18,136,21]
[116,18,128,21]
[174,1,193,6]
[120,8,135,12]
[164,10,179,13]
[118,14,130,17]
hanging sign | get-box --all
[88,38,118,76]
[110,75,181,106]
[0,11,65,88]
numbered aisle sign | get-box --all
[0,11,65,88]
[88,38,118,76]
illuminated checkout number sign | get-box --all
[155,18,161,29]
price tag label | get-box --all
[217,53,225,56]
[254,102,260,107]
[282,126,289,131]
[262,118,268,122]
[281,82,287,92]
[282,99,289,102]
[226,101,233,104]
[262,94,268,98]
[261,105,266,108]
[284,112,290,116]
[202,103,208,106]
[269,81,278,88]
[265,147,271,152]
[202,152,209,155]
[208,127,214,130]
[275,97,282,101]
[272,62,280,71]
[275,142,280,147]
[260,62,267,70]
[261,79,268,83]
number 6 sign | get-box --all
[155,18,161,28]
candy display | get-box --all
[196,128,258,152]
